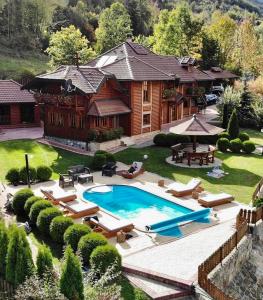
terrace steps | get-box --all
[123,264,194,299]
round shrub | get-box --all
[242,141,256,154]
[5,168,20,185]
[105,152,116,163]
[92,154,106,170]
[153,133,167,146]
[78,232,108,266]
[176,135,191,144]
[90,244,122,275]
[217,138,230,153]
[29,200,53,224]
[229,138,243,153]
[36,207,63,235]
[12,188,34,216]
[239,132,250,142]
[36,166,52,182]
[24,196,43,216]
[218,132,230,140]
[165,133,178,147]
[64,224,91,251]
[19,166,37,184]
[50,216,74,244]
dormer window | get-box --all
[143,81,151,104]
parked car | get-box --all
[205,94,219,105]
[211,85,224,96]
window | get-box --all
[95,117,108,127]
[70,114,76,128]
[143,113,151,127]
[143,81,151,103]
[48,112,55,125]
[79,115,85,129]
[171,105,176,121]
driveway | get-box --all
[0,127,43,142]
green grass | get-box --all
[115,145,263,205]
[0,139,92,181]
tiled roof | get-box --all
[203,68,239,80]
[23,66,113,94]
[87,98,131,117]
[0,80,35,104]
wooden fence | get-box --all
[0,278,15,299]
[252,176,263,203]
[198,220,248,300]
[238,206,263,225]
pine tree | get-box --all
[200,33,221,69]
[238,82,256,128]
[60,246,84,300]
[6,225,35,287]
[227,108,239,139]
[0,221,9,278]
[36,244,53,278]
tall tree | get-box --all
[0,221,9,279]
[200,32,221,69]
[152,4,203,57]
[60,246,84,300]
[46,25,96,67]
[36,244,53,278]
[95,2,132,53]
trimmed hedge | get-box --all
[153,133,191,147]
[242,141,256,154]
[153,133,167,146]
[92,154,107,170]
[218,132,230,140]
[36,207,63,235]
[239,132,250,142]
[90,244,122,275]
[36,166,52,182]
[78,232,108,266]
[217,138,230,153]
[229,138,243,153]
[12,188,34,216]
[24,196,44,216]
[50,216,74,244]
[19,166,37,184]
[29,200,53,224]
[64,224,91,252]
[5,168,20,185]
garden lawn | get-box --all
[0,139,92,181]
[115,146,263,205]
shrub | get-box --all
[239,132,250,142]
[24,196,43,216]
[36,166,52,182]
[218,132,230,140]
[229,138,243,153]
[50,216,74,244]
[217,138,230,153]
[242,141,256,154]
[6,225,35,287]
[60,246,84,300]
[37,207,62,235]
[87,129,98,142]
[12,188,34,216]
[92,154,106,170]
[19,166,37,184]
[94,150,108,155]
[105,152,116,163]
[227,108,239,139]
[90,245,122,275]
[176,135,191,144]
[165,133,177,147]
[5,168,20,185]
[64,224,91,252]
[153,133,167,146]
[78,233,108,266]
[36,244,53,278]
[29,200,53,224]
[196,135,218,145]
[0,221,9,278]
[254,198,263,208]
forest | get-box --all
[0,0,263,80]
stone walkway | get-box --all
[0,127,43,141]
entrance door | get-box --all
[20,104,34,123]
[0,105,11,125]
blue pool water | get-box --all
[83,185,193,227]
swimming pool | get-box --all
[83,185,193,228]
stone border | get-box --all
[166,156,222,169]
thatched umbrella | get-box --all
[169,114,224,151]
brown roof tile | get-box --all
[0,80,35,104]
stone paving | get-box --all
[0,127,43,141]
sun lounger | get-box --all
[167,178,202,197]
[122,162,144,179]
[84,214,134,238]
[198,193,234,207]
[41,189,77,205]
[59,200,99,219]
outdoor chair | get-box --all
[198,193,234,207]
[59,173,74,188]
[68,165,91,181]
[171,143,185,163]
[41,189,77,205]
[122,162,144,179]
[206,145,216,164]
[167,178,202,197]
[102,162,117,177]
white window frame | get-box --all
[142,111,151,128]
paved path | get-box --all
[0,127,43,141]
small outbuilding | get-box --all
[0,80,40,128]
